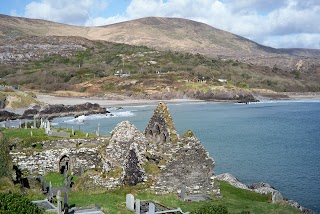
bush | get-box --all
[192,204,229,214]
[0,192,44,213]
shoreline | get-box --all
[35,93,320,107]
[35,94,203,107]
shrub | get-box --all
[0,192,44,213]
[0,134,10,178]
[192,204,229,214]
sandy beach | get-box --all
[36,94,201,107]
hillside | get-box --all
[1,14,320,94]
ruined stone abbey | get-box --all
[10,102,218,195]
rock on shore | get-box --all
[217,173,315,214]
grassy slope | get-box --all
[1,39,319,94]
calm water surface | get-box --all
[51,100,320,212]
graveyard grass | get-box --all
[39,172,301,214]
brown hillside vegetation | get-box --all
[1,14,320,94]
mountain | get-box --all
[1,14,319,59]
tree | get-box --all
[0,133,10,178]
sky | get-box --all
[1,0,320,49]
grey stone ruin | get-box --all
[148,202,156,214]
[57,190,62,214]
[126,194,135,211]
[64,192,69,214]
[135,199,140,214]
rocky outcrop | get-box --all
[0,110,20,121]
[22,102,107,119]
[0,96,6,109]
[217,173,315,213]
[237,94,259,103]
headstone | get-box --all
[79,166,84,176]
[30,131,33,137]
[67,176,71,188]
[47,181,53,202]
[33,117,36,129]
[85,133,89,138]
[71,127,75,136]
[63,192,69,214]
[24,120,27,129]
[96,123,100,136]
[63,168,67,178]
[148,202,155,214]
[135,199,140,214]
[19,121,22,128]
[126,194,135,211]
[180,185,186,201]
[40,118,44,128]
[57,190,62,214]
[41,179,47,193]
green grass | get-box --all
[53,181,301,214]
[0,127,96,148]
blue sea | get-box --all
[51,100,320,212]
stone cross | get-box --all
[126,194,135,211]
[57,190,62,214]
[63,192,69,214]
[135,199,140,214]
[148,202,155,214]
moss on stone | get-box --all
[182,130,195,138]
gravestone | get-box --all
[57,190,62,214]
[135,199,140,214]
[24,120,27,129]
[63,168,67,178]
[33,118,36,129]
[41,179,47,193]
[71,127,75,136]
[180,185,186,201]
[64,192,69,214]
[67,176,71,188]
[47,181,53,202]
[30,131,33,137]
[19,121,22,128]
[85,133,89,138]
[126,194,135,211]
[79,166,84,176]
[148,202,155,214]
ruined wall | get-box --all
[151,132,216,194]
[10,139,103,175]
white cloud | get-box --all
[25,0,95,26]
[21,0,320,48]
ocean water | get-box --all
[51,100,320,212]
